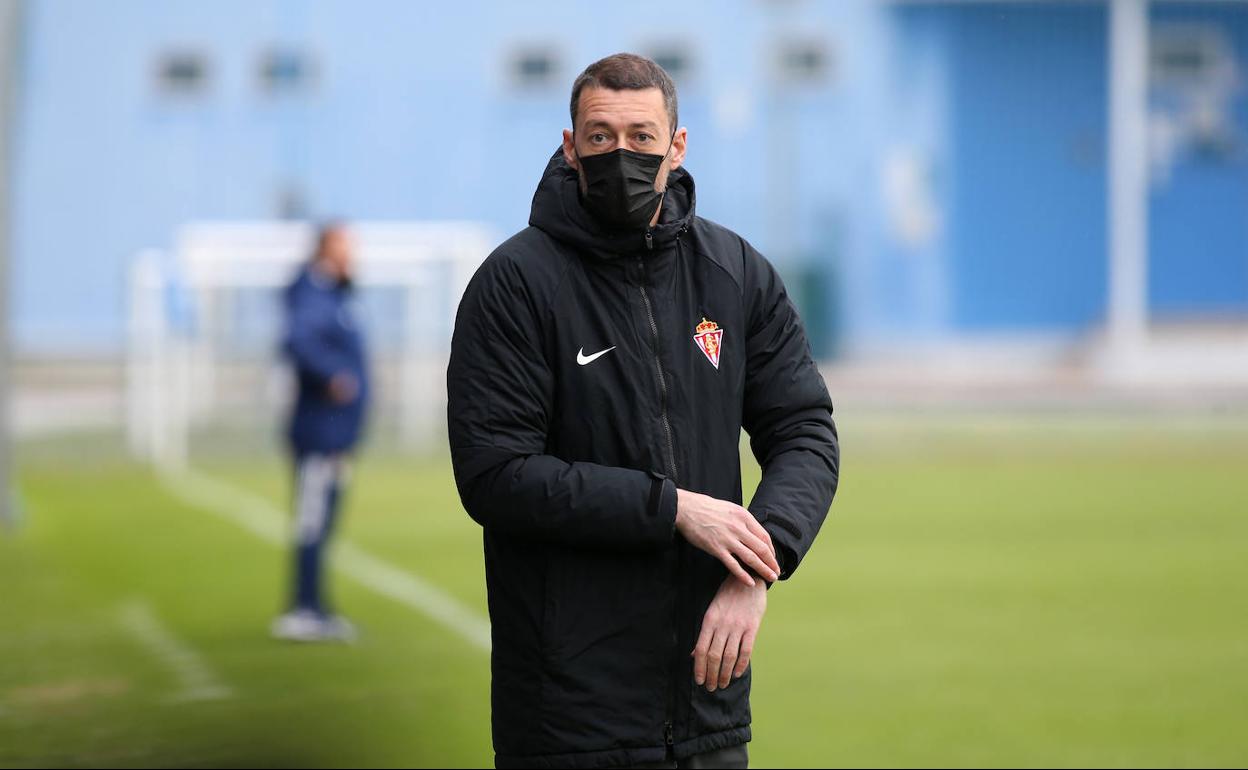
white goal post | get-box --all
[127,220,493,469]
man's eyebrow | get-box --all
[580,118,661,132]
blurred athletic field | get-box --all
[3,415,1247,768]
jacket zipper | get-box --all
[636,234,677,481]
[638,228,682,758]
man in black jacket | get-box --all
[447,53,839,769]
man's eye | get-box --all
[636,134,653,142]
[591,133,608,143]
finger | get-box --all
[692,620,715,686]
[740,516,781,575]
[742,514,775,554]
[704,627,726,692]
[734,626,757,679]
[739,533,780,580]
[751,530,782,576]
[718,550,756,587]
[731,543,777,585]
[719,630,741,689]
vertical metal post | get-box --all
[1107,0,1150,360]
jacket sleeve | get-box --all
[446,251,678,551]
[283,287,342,388]
[741,244,840,581]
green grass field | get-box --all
[3,415,1247,767]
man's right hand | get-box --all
[675,489,780,587]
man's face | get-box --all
[562,86,688,196]
[319,228,355,282]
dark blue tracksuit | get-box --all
[281,264,369,615]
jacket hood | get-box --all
[528,147,697,260]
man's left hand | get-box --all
[692,575,767,692]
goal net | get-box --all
[126,221,493,469]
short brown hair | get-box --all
[570,53,678,134]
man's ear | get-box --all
[667,127,688,171]
[562,129,579,170]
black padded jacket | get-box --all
[447,149,840,769]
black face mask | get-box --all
[576,142,670,232]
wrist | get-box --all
[744,568,773,592]
[673,488,692,530]
[722,573,768,594]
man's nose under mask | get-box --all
[577,146,667,232]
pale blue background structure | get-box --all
[9,0,1248,356]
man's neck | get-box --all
[309,261,339,287]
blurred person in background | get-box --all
[272,222,370,643]
[448,53,839,769]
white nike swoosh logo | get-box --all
[577,346,616,366]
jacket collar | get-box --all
[528,147,696,261]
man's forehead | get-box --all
[576,86,669,131]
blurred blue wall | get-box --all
[9,0,1248,356]
[873,1,1248,348]
[888,3,1110,334]
[1148,3,1248,318]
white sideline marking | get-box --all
[158,468,492,652]
[117,600,232,702]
